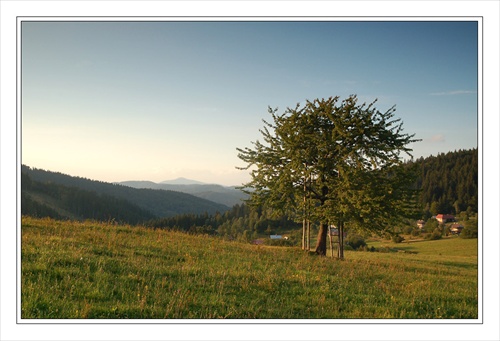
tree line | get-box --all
[145,203,300,242]
[411,148,478,217]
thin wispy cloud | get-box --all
[428,134,446,143]
[430,90,477,96]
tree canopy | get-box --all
[237,95,420,257]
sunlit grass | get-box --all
[21,216,478,319]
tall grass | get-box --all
[21,217,478,319]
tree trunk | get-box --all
[307,220,311,250]
[338,221,345,260]
[314,221,328,255]
[302,176,306,250]
[328,224,334,258]
[302,218,306,250]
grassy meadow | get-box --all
[21,216,478,319]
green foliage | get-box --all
[429,201,440,216]
[460,227,478,239]
[415,149,478,215]
[392,234,405,243]
[237,95,420,255]
[424,218,439,233]
[146,203,300,240]
[21,217,478,319]
[411,228,422,237]
[461,216,478,239]
[345,234,367,250]
[403,225,414,234]
[287,229,304,246]
[424,229,443,240]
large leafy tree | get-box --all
[237,95,420,257]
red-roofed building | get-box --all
[436,214,455,223]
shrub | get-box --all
[424,230,442,240]
[358,245,376,252]
[403,226,414,235]
[424,218,439,233]
[392,234,404,243]
[288,229,303,246]
[432,231,442,240]
[343,244,354,251]
[460,228,477,239]
[345,234,366,250]
[411,229,421,237]
[460,218,478,239]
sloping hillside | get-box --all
[22,172,156,223]
[21,216,478,319]
[21,166,230,220]
[412,148,478,215]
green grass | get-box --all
[21,217,478,319]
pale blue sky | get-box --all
[21,20,478,186]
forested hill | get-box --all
[21,165,230,222]
[21,171,156,224]
[412,148,478,216]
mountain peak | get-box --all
[160,177,206,185]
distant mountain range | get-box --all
[21,165,231,223]
[118,180,248,208]
[160,177,206,185]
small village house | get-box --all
[436,214,455,223]
[449,223,464,235]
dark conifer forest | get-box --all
[21,165,229,222]
[21,171,157,224]
[412,148,478,217]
